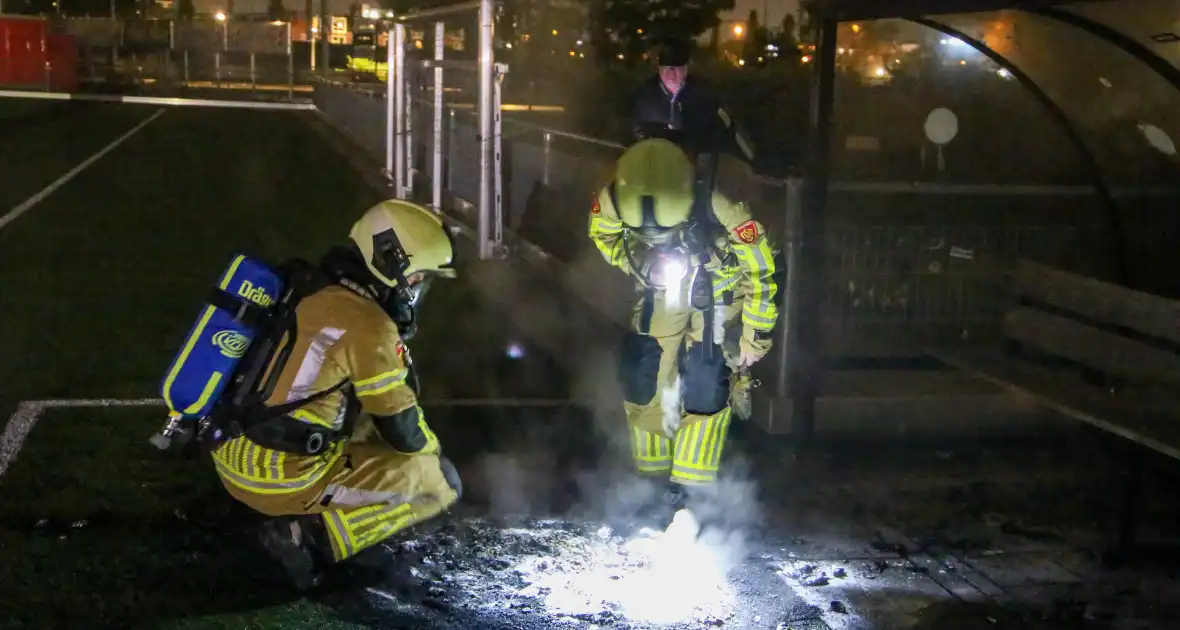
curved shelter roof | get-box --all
[812,0,1179,187]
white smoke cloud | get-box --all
[432,233,766,626]
[660,375,682,438]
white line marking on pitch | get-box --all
[0,108,166,233]
[0,398,167,479]
[0,402,44,479]
[0,396,575,479]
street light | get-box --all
[732,24,744,37]
[214,10,227,21]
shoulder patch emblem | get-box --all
[591,193,601,215]
[734,219,759,244]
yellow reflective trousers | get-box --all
[624,287,742,486]
[214,416,458,562]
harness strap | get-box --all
[205,289,271,329]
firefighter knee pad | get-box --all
[679,342,732,416]
[439,455,462,501]
[618,332,662,405]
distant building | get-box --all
[506,0,589,51]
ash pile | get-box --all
[343,513,782,629]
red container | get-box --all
[46,32,78,91]
[0,15,78,91]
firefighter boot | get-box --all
[259,515,329,591]
[636,480,688,530]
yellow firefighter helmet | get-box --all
[349,199,457,288]
[614,138,695,242]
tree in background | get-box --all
[175,0,194,20]
[774,11,799,61]
[740,8,768,66]
[588,0,736,65]
[797,0,819,43]
[779,13,797,47]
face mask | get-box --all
[381,276,435,340]
[407,276,433,308]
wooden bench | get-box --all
[923,259,1180,562]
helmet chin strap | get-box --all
[379,284,418,339]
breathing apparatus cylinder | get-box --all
[153,254,286,451]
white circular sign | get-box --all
[924,107,959,145]
[1139,123,1177,156]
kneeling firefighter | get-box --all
[155,200,463,590]
[588,138,779,519]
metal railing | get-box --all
[56,17,302,94]
[314,79,1180,364]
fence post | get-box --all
[447,108,455,191]
[384,22,396,187]
[286,22,293,101]
[403,42,413,200]
[168,20,174,83]
[493,63,505,250]
[542,131,551,187]
[432,21,444,211]
[790,16,839,443]
[319,0,329,77]
[476,0,495,259]
[774,176,804,403]
[393,22,407,197]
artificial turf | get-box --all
[0,101,582,629]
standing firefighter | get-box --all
[589,138,778,520]
[157,200,463,590]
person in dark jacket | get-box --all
[629,37,755,164]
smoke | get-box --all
[435,222,765,624]
[659,375,682,437]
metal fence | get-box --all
[314,78,1180,359]
[59,18,298,90]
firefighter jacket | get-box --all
[211,284,440,497]
[588,186,779,338]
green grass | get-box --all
[0,103,569,419]
[0,105,401,629]
[0,407,369,630]
[0,102,580,629]
[0,103,152,211]
[0,105,380,416]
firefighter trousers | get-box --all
[220,416,459,562]
[619,287,742,486]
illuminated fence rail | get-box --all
[498,130,1180,359]
[315,78,1180,362]
[59,18,298,92]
